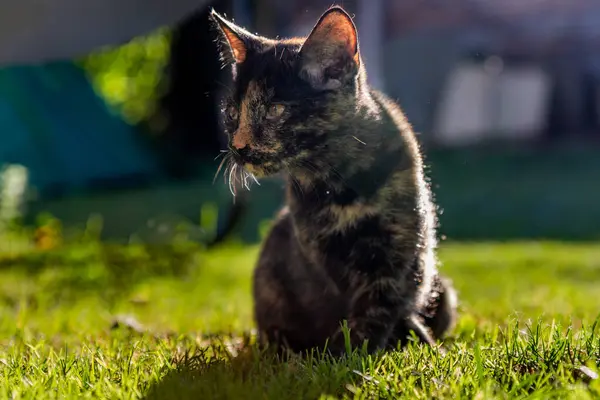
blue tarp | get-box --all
[0,61,163,198]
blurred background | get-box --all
[2,0,600,248]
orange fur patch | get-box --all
[232,81,261,149]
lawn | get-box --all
[0,234,599,399]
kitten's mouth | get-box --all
[229,148,281,178]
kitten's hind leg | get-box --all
[421,275,458,340]
[386,276,458,351]
[388,314,436,349]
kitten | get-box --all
[210,6,458,356]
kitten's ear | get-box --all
[299,6,360,91]
[210,9,254,64]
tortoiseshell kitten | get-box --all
[210,6,458,356]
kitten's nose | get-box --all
[232,129,251,150]
[232,137,246,150]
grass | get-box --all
[0,234,599,399]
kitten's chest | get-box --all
[291,202,398,278]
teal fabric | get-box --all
[0,62,163,198]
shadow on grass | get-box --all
[140,319,600,400]
[142,341,365,400]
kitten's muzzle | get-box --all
[229,146,279,177]
[230,146,255,165]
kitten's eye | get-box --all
[227,106,239,120]
[266,104,285,119]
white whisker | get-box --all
[213,154,228,184]
[240,168,249,191]
[245,172,250,188]
[223,163,230,185]
[352,136,366,145]
[233,164,239,195]
[228,163,237,196]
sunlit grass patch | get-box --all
[0,241,599,398]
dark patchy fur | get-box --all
[210,6,458,355]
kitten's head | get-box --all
[210,6,364,184]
